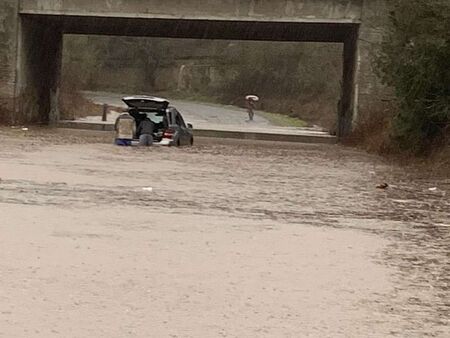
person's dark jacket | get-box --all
[137,119,155,137]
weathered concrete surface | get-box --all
[0,0,19,123]
[356,0,393,121]
[17,16,63,123]
[20,0,363,22]
[0,0,390,137]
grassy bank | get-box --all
[256,111,308,128]
[155,91,308,128]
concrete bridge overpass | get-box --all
[0,0,388,137]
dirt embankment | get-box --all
[346,108,450,177]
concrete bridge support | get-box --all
[340,34,358,138]
[0,0,19,123]
[18,16,62,123]
[0,0,389,138]
[356,0,391,120]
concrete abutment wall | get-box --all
[1,0,62,124]
[18,16,62,123]
[0,0,389,137]
[0,0,19,124]
[340,31,359,137]
[356,0,392,122]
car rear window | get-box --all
[146,112,164,124]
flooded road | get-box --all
[0,128,448,337]
[82,91,273,129]
[79,91,330,139]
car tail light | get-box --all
[163,128,175,139]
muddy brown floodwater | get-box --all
[0,128,449,337]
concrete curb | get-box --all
[57,121,336,144]
[58,121,114,132]
[195,129,336,144]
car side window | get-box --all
[175,111,186,128]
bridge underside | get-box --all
[18,14,359,137]
[29,14,357,42]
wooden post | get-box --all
[102,104,108,121]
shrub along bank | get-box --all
[374,0,450,156]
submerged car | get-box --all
[123,96,194,146]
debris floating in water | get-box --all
[376,183,389,189]
[142,187,153,192]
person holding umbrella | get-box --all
[245,95,259,122]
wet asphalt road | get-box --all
[82,91,272,128]
[80,91,330,138]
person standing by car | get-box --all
[137,117,155,146]
[114,111,135,146]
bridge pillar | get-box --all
[0,2,62,125]
[0,0,19,124]
[17,17,63,124]
[355,0,392,123]
[338,30,359,138]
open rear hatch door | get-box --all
[122,96,169,111]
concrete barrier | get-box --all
[57,120,336,144]
[194,128,336,144]
[57,121,114,131]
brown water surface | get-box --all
[0,128,448,337]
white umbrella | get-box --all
[245,95,259,101]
